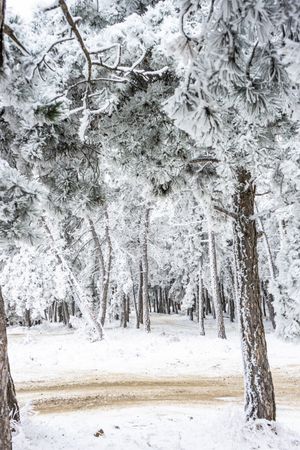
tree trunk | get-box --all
[62,301,70,327]
[88,217,105,311]
[0,287,12,450]
[89,212,112,328]
[198,257,205,335]
[130,266,139,328]
[207,224,226,339]
[24,308,31,328]
[99,209,112,327]
[138,261,143,325]
[262,282,276,330]
[0,0,5,69]
[257,212,277,330]
[233,168,276,421]
[120,293,127,328]
[142,208,151,333]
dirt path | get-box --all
[16,371,300,414]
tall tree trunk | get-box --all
[198,257,205,335]
[99,208,112,327]
[87,212,112,329]
[138,260,143,325]
[88,217,105,311]
[88,215,111,327]
[207,224,226,339]
[142,208,151,333]
[262,282,276,330]
[234,168,276,421]
[24,308,31,328]
[0,0,5,69]
[0,287,12,450]
[130,266,139,328]
[120,293,127,328]
[256,211,277,329]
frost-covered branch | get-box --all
[30,37,74,80]
[3,24,30,55]
[58,0,93,81]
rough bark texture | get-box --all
[208,226,226,339]
[0,287,12,450]
[142,209,151,333]
[234,168,276,421]
[0,0,5,68]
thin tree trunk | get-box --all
[62,301,70,327]
[0,286,12,450]
[130,266,139,328]
[88,214,112,327]
[234,168,276,421]
[126,295,130,323]
[120,293,127,328]
[138,261,143,325]
[198,257,205,335]
[0,0,5,69]
[262,282,276,330]
[88,217,105,310]
[142,208,151,333]
[99,208,112,327]
[207,224,226,339]
[256,210,276,329]
[24,308,31,328]
[228,263,236,322]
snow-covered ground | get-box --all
[13,404,300,450]
[8,314,300,449]
[7,314,300,385]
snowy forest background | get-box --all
[0,0,300,449]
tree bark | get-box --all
[24,308,31,328]
[88,215,111,327]
[88,217,105,310]
[99,208,112,327]
[142,208,151,333]
[198,257,205,335]
[234,168,276,421]
[0,0,5,69]
[130,266,139,328]
[0,286,12,450]
[207,224,226,339]
[138,260,143,324]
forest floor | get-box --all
[8,314,300,449]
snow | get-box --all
[7,314,300,385]
[13,404,300,450]
[8,314,300,449]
